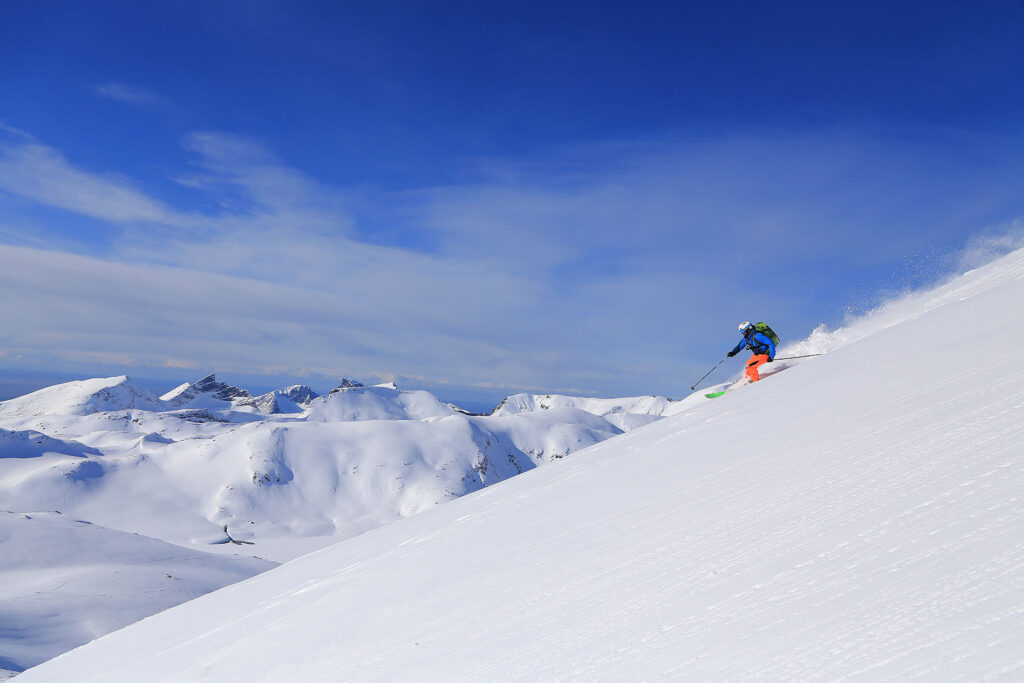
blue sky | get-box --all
[2,1,1023,410]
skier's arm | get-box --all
[728,338,744,356]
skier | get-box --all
[728,321,777,383]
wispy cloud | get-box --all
[1,126,1023,400]
[0,131,197,227]
[94,83,171,110]
[0,243,544,388]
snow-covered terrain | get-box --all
[0,369,677,673]
[0,512,272,676]
[493,393,676,431]
[0,375,671,561]
[13,247,1024,681]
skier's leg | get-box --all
[745,354,768,382]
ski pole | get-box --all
[691,358,727,390]
[773,353,823,360]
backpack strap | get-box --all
[747,332,769,355]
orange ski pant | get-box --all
[745,354,770,382]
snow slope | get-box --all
[0,511,273,675]
[0,370,678,672]
[0,376,160,418]
[18,249,1024,680]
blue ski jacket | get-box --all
[731,330,776,359]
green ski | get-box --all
[705,384,748,398]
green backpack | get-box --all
[753,322,780,346]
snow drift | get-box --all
[15,248,1024,680]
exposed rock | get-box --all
[162,374,252,406]
[328,378,366,394]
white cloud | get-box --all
[2,126,1023,399]
[0,137,197,227]
[0,244,608,402]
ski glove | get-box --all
[727,350,738,357]
[766,357,774,362]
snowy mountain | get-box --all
[0,369,678,674]
[493,392,676,430]
[14,246,1024,681]
[242,384,319,414]
[162,374,321,415]
[0,376,161,418]
[162,374,254,405]
[0,376,669,564]
[305,381,457,422]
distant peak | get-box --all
[0,375,158,417]
[241,385,320,414]
[164,373,252,405]
[278,385,318,401]
[159,382,191,402]
[329,378,365,394]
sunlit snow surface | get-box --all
[1,367,679,671]
[0,512,273,675]
[13,249,1024,680]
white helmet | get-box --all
[738,321,753,332]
